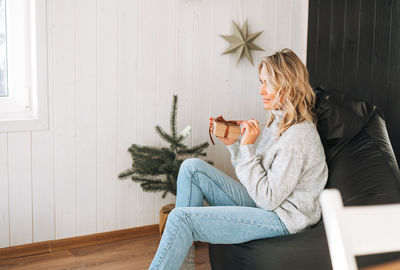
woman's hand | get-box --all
[240,118,260,145]
[216,136,237,146]
[210,117,238,146]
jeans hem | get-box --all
[153,214,186,269]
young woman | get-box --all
[149,48,329,270]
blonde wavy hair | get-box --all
[258,48,317,139]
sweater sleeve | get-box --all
[232,140,307,211]
[226,140,242,168]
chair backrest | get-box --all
[319,188,400,270]
[314,87,400,207]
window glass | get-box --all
[0,0,7,97]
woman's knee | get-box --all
[168,208,191,226]
[180,158,207,173]
[178,158,207,187]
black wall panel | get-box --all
[307,0,400,166]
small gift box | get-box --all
[209,116,242,145]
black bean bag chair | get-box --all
[208,86,400,270]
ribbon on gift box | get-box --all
[209,116,244,145]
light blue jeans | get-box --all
[149,158,290,270]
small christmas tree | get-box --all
[118,95,213,198]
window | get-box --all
[0,0,48,132]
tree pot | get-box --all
[159,203,175,236]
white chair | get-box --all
[319,189,400,270]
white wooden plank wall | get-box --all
[0,0,309,247]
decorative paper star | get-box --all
[219,20,264,66]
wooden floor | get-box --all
[0,233,211,270]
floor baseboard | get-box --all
[0,224,159,261]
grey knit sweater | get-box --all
[226,109,328,234]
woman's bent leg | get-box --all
[175,158,256,208]
[173,158,256,269]
[151,158,258,269]
[149,206,290,270]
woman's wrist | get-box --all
[216,136,237,146]
[226,141,239,148]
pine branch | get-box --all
[129,145,175,161]
[154,125,168,136]
[131,156,171,176]
[129,174,162,184]
[155,126,186,149]
[168,174,177,196]
[175,158,186,170]
[177,134,185,143]
[166,174,173,186]
[177,134,190,144]
[118,168,136,179]
[171,95,178,139]
[128,146,179,176]
[128,144,165,157]
[177,142,209,156]
[140,179,173,194]
[158,159,179,175]
[190,142,210,152]
[177,126,192,143]
[155,125,174,144]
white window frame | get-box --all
[0,0,48,132]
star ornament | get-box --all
[219,20,264,66]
